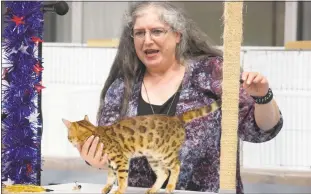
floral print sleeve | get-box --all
[192,56,283,143]
[98,78,124,126]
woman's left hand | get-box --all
[241,72,269,97]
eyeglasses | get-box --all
[131,28,170,40]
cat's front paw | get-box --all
[112,190,125,194]
[165,184,176,194]
[145,187,160,194]
[101,184,113,194]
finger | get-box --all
[252,74,263,84]
[100,154,108,165]
[243,82,251,89]
[88,136,100,158]
[94,143,104,161]
[241,72,249,88]
[81,135,95,156]
[245,72,258,85]
[76,143,82,153]
[260,77,268,84]
[241,72,249,81]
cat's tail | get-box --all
[177,100,222,124]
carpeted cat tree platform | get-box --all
[2,1,244,193]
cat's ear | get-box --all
[62,118,72,128]
[84,115,89,121]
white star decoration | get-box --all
[8,48,18,55]
[26,112,40,123]
[19,43,29,55]
[2,80,10,89]
[2,178,14,186]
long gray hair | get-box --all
[96,2,222,124]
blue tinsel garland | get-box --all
[2,1,44,185]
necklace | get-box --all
[142,80,179,115]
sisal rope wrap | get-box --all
[2,184,47,193]
[220,1,244,192]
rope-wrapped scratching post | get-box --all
[219,1,244,193]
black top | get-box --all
[136,86,181,188]
[137,88,181,116]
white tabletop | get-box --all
[42,182,215,194]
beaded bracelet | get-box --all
[251,88,273,104]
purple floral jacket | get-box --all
[97,56,283,193]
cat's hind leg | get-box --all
[162,154,181,194]
[102,161,117,194]
[145,156,170,194]
[113,157,130,194]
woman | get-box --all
[77,2,283,193]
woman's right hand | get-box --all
[76,135,108,169]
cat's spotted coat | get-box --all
[62,100,220,194]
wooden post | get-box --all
[219,1,244,193]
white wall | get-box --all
[39,44,311,171]
[41,45,117,157]
[41,84,102,157]
[241,50,311,170]
[3,43,310,170]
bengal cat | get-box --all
[62,100,221,194]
